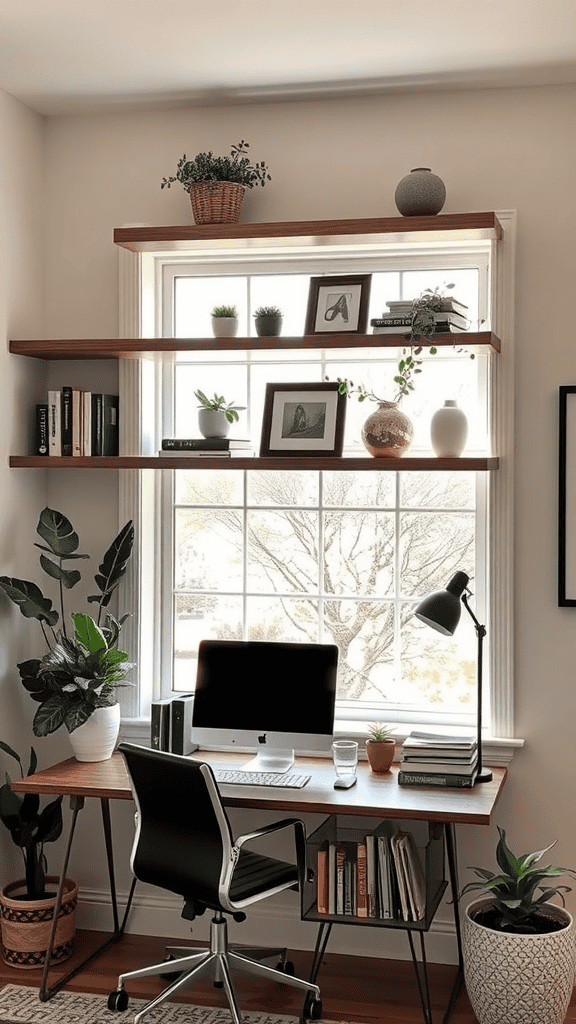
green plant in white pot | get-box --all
[0,509,134,762]
[211,304,239,338]
[193,389,246,439]
[459,827,576,1024]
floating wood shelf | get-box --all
[10,331,500,360]
[10,455,499,471]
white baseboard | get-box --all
[76,885,460,966]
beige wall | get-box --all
[2,81,575,961]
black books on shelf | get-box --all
[35,404,49,456]
[41,389,119,457]
[92,394,119,456]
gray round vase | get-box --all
[395,168,446,217]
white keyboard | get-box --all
[212,768,311,789]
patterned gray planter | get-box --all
[462,897,576,1024]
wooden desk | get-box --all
[12,752,506,1019]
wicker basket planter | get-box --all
[189,182,246,225]
[0,876,78,968]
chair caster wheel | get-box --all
[108,989,129,1012]
[160,953,184,981]
[276,959,295,974]
[303,996,323,1020]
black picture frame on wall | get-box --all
[259,382,346,458]
[558,385,576,605]
[304,274,371,335]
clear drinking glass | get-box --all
[332,740,358,778]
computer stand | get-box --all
[241,748,295,773]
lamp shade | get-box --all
[414,571,470,636]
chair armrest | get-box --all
[234,817,308,890]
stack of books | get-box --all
[150,693,197,755]
[159,438,254,458]
[36,390,119,457]
[371,296,470,335]
[398,730,478,788]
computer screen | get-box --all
[192,639,338,773]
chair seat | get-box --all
[230,849,299,902]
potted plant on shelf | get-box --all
[365,722,396,773]
[211,304,239,338]
[253,305,283,338]
[0,509,134,762]
[0,742,78,968]
[161,140,271,225]
[459,826,576,1024]
[332,375,418,458]
[193,389,246,439]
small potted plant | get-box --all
[459,827,576,1024]
[161,140,271,224]
[253,305,283,338]
[211,304,239,338]
[0,742,78,968]
[365,722,396,773]
[193,389,246,439]
[0,509,134,762]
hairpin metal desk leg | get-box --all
[39,795,137,1002]
[442,823,464,1024]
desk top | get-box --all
[11,750,506,826]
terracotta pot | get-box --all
[361,401,414,458]
[0,876,78,969]
[366,738,396,773]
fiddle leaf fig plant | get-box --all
[0,509,135,737]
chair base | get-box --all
[109,911,321,1024]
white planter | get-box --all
[462,897,576,1024]
[211,317,238,338]
[430,399,468,457]
[198,408,230,438]
[68,704,121,762]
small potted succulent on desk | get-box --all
[253,305,283,337]
[211,304,239,338]
[0,742,77,968]
[365,722,396,773]
[161,140,271,224]
[194,389,246,439]
[459,826,576,1024]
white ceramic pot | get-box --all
[198,408,230,439]
[430,399,468,457]
[211,316,239,338]
[462,897,576,1024]
[68,703,121,762]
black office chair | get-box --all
[108,743,322,1024]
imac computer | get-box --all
[192,639,338,773]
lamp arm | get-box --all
[461,591,486,638]
[460,591,491,783]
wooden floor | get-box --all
[0,930,575,1024]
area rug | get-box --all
[0,985,343,1024]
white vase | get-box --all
[68,704,121,762]
[430,400,468,457]
[211,316,238,338]
[198,408,230,438]
[462,898,576,1024]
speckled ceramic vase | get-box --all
[462,898,576,1024]
[395,168,446,217]
[361,401,414,458]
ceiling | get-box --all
[0,0,574,117]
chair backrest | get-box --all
[118,743,234,910]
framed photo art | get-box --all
[304,274,371,335]
[260,382,347,458]
[558,385,576,605]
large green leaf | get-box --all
[72,613,106,654]
[33,697,68,737]
[39,554,81,590]
[0,741,21,765]
[35,797,63,844]
[35,507,86,557]
[87,520,134,608]
[0,577,59,625]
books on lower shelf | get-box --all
[398,730,478,788]
[44,390,119,456]
[158,449,255,458]
[385,297,469,315]
[370,311,470,333]
[162,438,252,450]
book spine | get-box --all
[102,394,119,456]
[35,404,49,456]
[356,840,368,918]
[316,844,329,914]
[61,386,73,456]
[48,390,61,455]
[162,438,231,450]
[72,389,82,456]
[398,770,475,788]
[82,391,92,456]
[170,694,197,756]
[150,698,172,751]
[91,393,103,456]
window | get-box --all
[118,218,516,756]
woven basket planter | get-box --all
[0,876,78,969]
[189,182,246,224]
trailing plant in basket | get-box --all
[459,826,576,934]
[161,140,271,192]
[0,742,63,899]
[0,509,135,737]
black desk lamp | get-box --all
[414,570,492,784]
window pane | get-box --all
[329,601,395,701]
[323,511,395,596]
[247,510,319,592]
[175,364,248,439]
[323,470,395,508]
[174,276,248,336]
[174,595,243,690]
[400,511,475,597]
[249,274,310,336]
[400,605,476,709]
[175,469,243,506]
[247,470,318,507]
[246,597,319,642]
[175,509,243,592]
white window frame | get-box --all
[117,213,521,766]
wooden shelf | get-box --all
[113,212,503,251]
[10,455,499,471]
[10,331,500,360]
